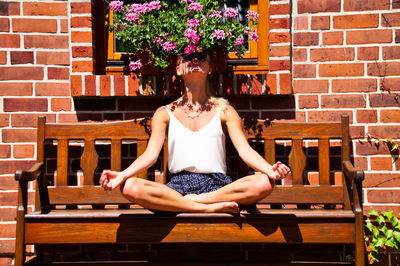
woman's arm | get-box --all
[222,105,289,179]
[100,107,169,190]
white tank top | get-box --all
[164,106,227,174]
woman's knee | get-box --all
[252,174,273,198]
[120,177,141,200]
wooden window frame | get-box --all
[104,0,269,75]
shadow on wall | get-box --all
[72,95,296,122]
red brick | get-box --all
[0,67,43,80]
[51,98,72,112]
[0,160,35,175]
[380,109,400,123]
[269,4,290,15]
[13,144,35,159]
[396,29,400,43]
[294,32,319,46]
[364,206,400,217]
[321,94,366,108]
[370,94,400,107]
[319,63,364,77]
[368,62,400,76]
[128,74,140,96]
[358,46,379,61]
[298,0,340,13]
[12,18,57,33]
[269,18,290,29]
[71,31,93,43]
[60,19,68,33]
[344,0,389,11]
[269,45,290,57]
[369,125,400,139]
[356,141,392,155]
[0,145,11,158]
[333,14,379,29]
[72,61,94,72]
[322,31,343,45]
[71,2,92,14]
[293,64,316,78]
[23,2,67,16]
[249,74,262,95]
[0,34,20,48]
[4,98,47,112]
[71,75,82,96]
[394,0,400,8]
[279,73,291,94]
[72,46,93,58]
[0,83,32,96]
[382,12,400,27]
[0,18,9,32]
[0,175,17,190]
[332,79,377,93]
[261,111,306,122]
[270,32,290,43]
[36,51,69,65]
[113,75,126,96]
[48,67,69,80]
[0,2,20,16]
[311,16,330,30]
[265,73,277,94]
[293,48,307,62]
[294,17,308,30]
[0,207,16,221]
[381,78,400,92]
[293,79,329,93]
[0,51,6,64]
[357,110,377,123]
[0,223,16,238]
[298,95,318,109]
[36,82,69,96]
[84,75,96,96]
[100,76,111,96]
[354,156,368,170]
[10,51,33,64]
[2,129,37,142]
[269,60,290,71]
[350,125,365,139]
[383,46,400,60]
[11,113,56,127]
[58,114,79,123]
[364,173,400,187]
[24,35,68,49]
[308,110,353,122]
[71,17,92,28]
[370,157,393,171]
[367,190,400,203]
[0,114,9,127]
[310,47,354,62]
[347,29,392,44]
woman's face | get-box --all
[176,55,210,77]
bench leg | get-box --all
[355,212,365,266]
[15,211,25,266]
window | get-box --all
[105,0,269,74]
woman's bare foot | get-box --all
[206,202,239,213]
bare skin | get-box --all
[100,56,290,213]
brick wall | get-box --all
[0,0,399,263]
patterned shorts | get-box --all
[166,171,233,195]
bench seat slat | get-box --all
[47,186,344,205]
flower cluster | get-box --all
[108,0,259,71]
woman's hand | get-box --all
[264,162,291,180]
[99,170,127,191]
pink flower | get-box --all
[246,10,259,21]
[110,1,124,11]
[129,60,142,71]
[212,29,225,40]
[227,29,233,38]
[223,8,237,18]
[186,19,200,28]
[234,36,244,46]
[249,31,258,41]
[209,10,222,18]
[148,1,162,11]
[187,2,202,12]
[162,41,177,51]
[184,44,197,55]
[184,28,200,43]
[154,35,163,45]
[126,12,139,21]
[180,0,194,3]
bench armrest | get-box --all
[15,162,44,183]
[342,160,364,184]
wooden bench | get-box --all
[15,115,364,265]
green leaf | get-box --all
[374,237,384,248]
[365,222,374,232]
[378,215,385,225]
[394,231,400,243]
[369,251,380,262]
[373,228,379,238]
[391,143,399,151]
[383,210,394,221]
[386,237,396,248]
[369,209,379,217]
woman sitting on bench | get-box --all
[100,52,290,213]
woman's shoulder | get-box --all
[152,106,170,123]
[220,104,240,122]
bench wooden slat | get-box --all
[319,138,330,185]
[288,139,306,185]
[111,139,122,171]
[264,139,275,164]
[81,139,98,185]
[45,120,150,139]
[137,140,147,179]
[56,139,69,186]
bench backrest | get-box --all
[34,115,351,211]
